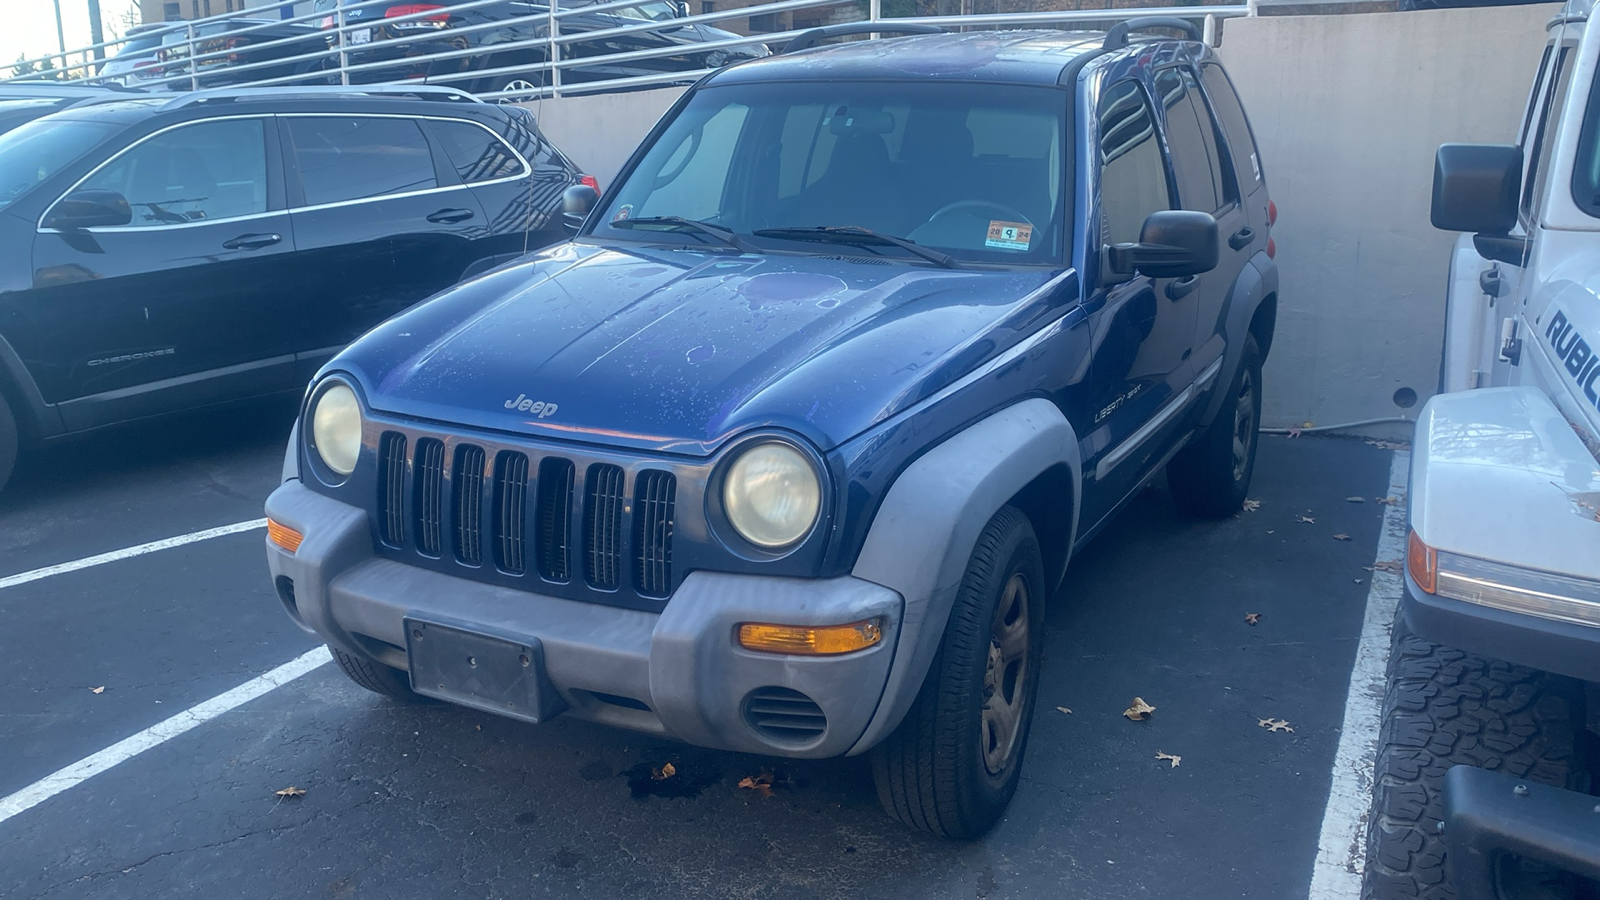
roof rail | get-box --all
[159,83,481,110]
[1101,16,1202,50]
[781,23,944,54]
[0,83,147,98]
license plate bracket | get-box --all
[404,617,566,724]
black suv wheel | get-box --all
[0,393,17,496]
[1168,336,1262,518]
[871,505,1045,839]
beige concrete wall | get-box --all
[517,88,688,189]
[1218,5,1555,429]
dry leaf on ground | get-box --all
[1345,496,1365,503]
[274,786,306,798]
[738,773,775,799]
[1123,697,1156,721]
[1257,718,1294,734]
[1377,496,1400,506]
[1244,613,1261,626]
[1366,439,1409,451]
[1296,515,1316,524]
[652,762,677,781]
[1155,751,1181,769]
[1057,706,1072,715]
[1286,427,1303,438]
[90,686,105,694]
[1371,560,1403,574]
[1242,499,1261,512]
[1333,533,1351,541]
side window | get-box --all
[80,118,267,227]
[1098,79,1173,247]
[287,116,437,207]
[429,120,525,183]
[1152,67,1220,213]
[1522,46,1575,223]
[1200,63,1263,194]
[1184,67,1238,207]
[1519,45,1555,146]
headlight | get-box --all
[722,441,821,549]
[310,382,362,477]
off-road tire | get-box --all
[0,392,17,496]
[1168,336,1263,518]
[871,505,1046,839]
[331,646,425,702]
[1361,619,1582,900]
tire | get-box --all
[871,505,1046,839]
[1361,620,1582,900]
[483,71,546,104]
[1167,336,1263,518]
[331,646,426,702]
[0,392,17,497]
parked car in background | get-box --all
[100,23,179,88]
[157,18,328,89]
[312,0,769,100]
[0,86,589,494]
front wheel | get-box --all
[482,71,546,104]
[330,646,427,702]
[871,505,1046,839]
[1167,336,1263,518]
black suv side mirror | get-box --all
[45,190,132,230]
[1106,210,1220,279]
[1432,143,1528,265]
[561,183,599,235]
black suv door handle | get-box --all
[222,232,281,251]
[1228,227,1255,251]
[1165,274,1199,300]
[427,208,476,224]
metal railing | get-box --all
[2,0,1251,102]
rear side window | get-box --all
[430,119,525,183]
[79,117,268,226]
[287,116,437,207]
[1152,67,1220,213]
[1098,79,1173,246]
[1200,64,1263,194]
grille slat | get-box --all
[536,457,574,582]
[585,464,625,590]
[378,432,407,546]
[455,445,486,565]
[494,451,530,574]
[413,438,445,556]
[633,471,675,597]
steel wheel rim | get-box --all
[1231,370,1256,482]
[981,572,1031,776]
[496,79,540,103]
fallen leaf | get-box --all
[1377,496,1400,506]
[737,773,775,799]
[1155,751,1182,769]
[652,762,677,781]
[1296,515,1316,524]
[1345,496,1365,503]
[1332,533,1351,541]
[274,786,306,798]
[1242,499,1261,512]
[90,686,105,694]
[1257,718,1294,734]
[1302,420,1315,428]
[1244,613,1261,626]
[1354,578,1364,584]
[1371,559,1403,574]
[1123,697,1156,721]
[1056,706,1072,715]
[1286,427,1303,439]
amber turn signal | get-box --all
[737,619,883,655]
[268,518,304,554]
[1407,529,1437,594]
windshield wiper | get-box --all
[752,225,958,268]
[609,216,755,252]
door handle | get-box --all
[222,232,281,251]
[1228,227,1256,251]
[1165,274,1199,301]
[427,208,476,224]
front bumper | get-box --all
[266,480,904,758]
[1443,766,1600,900]
[1401,572,1600,683]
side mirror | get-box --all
[561,183,598,235]
[1432,143,1521,234]
[1107,210,1220,279]
[674,1,689,16]
[44,190,133,230]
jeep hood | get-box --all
[330,242,1073,455]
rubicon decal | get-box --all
[1544,310,1600,411]
[504,394,559,418]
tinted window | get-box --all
[1523,46,1574,222]
[1152,68,1219,213]
[1098,79,1172,247]
[1200,64,1263,194]
[79,117,267,226]
[431,119,525,183]
[1183,67,1237,206]
[0,118,118,211]
[287,116,437,206]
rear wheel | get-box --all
[1167,336,1262,518]
[483,71,546,104]
[0,393,17,496]
[331,646,426,702]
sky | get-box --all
[2,0,144,70]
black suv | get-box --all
[266,22,1277,837]
[0,86,585,494]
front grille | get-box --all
[536,457,574,582]
[493,451,530,574]
[414,438,445,556]
[633,470,676,597]
[378,432,407,546]
[585,464,625,590]
[744,687,828,743]
[454,444,485,565]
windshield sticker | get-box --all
[986,220,1032,251]
[612,204,633,223]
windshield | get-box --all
[592,81,1069,266]
[613,1,680,21]
[0,118,118,211]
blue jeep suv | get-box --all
[265,19,1279,837]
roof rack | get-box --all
[1101,16,1202,50]
[781,23,944,54]
[160,83,481,110]
[0,82,147,99]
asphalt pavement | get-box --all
[0,407,1397,900]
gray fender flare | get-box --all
[1197,252,1277,428]
[845,397,1080,755]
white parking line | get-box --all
[1307,450,1410,899]
[0,646,331,826]
[0,519,267,592]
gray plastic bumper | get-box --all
[265,480,904,758]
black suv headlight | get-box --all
[720,440,821,549]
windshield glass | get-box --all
[0,118,118,211]
[592,81,1069,266]
[613,1,680,21]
